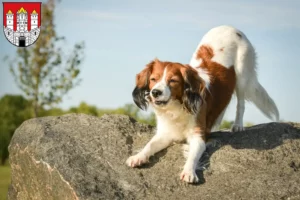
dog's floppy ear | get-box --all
[132,60,155,110]
[183,65,206,114]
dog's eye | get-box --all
[150,78,156,82]
[169,79,178,83]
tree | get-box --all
[6,0,84,117]
[0,95,33,165]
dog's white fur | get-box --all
[151,68,171,103]
[126,25,279,183]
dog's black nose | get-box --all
[151,89,162,98]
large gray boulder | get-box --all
[8,114,300,200]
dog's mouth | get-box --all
[154,100,169,106]
[146,91,170,106]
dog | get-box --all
[126,25,279,183]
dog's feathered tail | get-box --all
[245,81,279,121]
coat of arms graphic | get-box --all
[3,2,41,47]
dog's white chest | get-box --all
[155,106,196,141]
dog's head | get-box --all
[132,59,206,114]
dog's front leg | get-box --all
[180,102,207,183]
[126,133,172,168]
[180,133,206,183]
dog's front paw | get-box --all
[180,169,199,183]
[231,124,244,132]
[126,153,148,168]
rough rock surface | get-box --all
[8,114,300,200]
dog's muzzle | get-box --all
[150,89,170,105]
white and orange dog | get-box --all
[126,25,279,183]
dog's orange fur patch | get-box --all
[196,45,236,139]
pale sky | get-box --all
[1,0,300,124]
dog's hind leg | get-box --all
[231,86,245,132]
[231,33,256,132]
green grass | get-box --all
[0,164,11,200]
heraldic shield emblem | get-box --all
[3,2,41,47]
